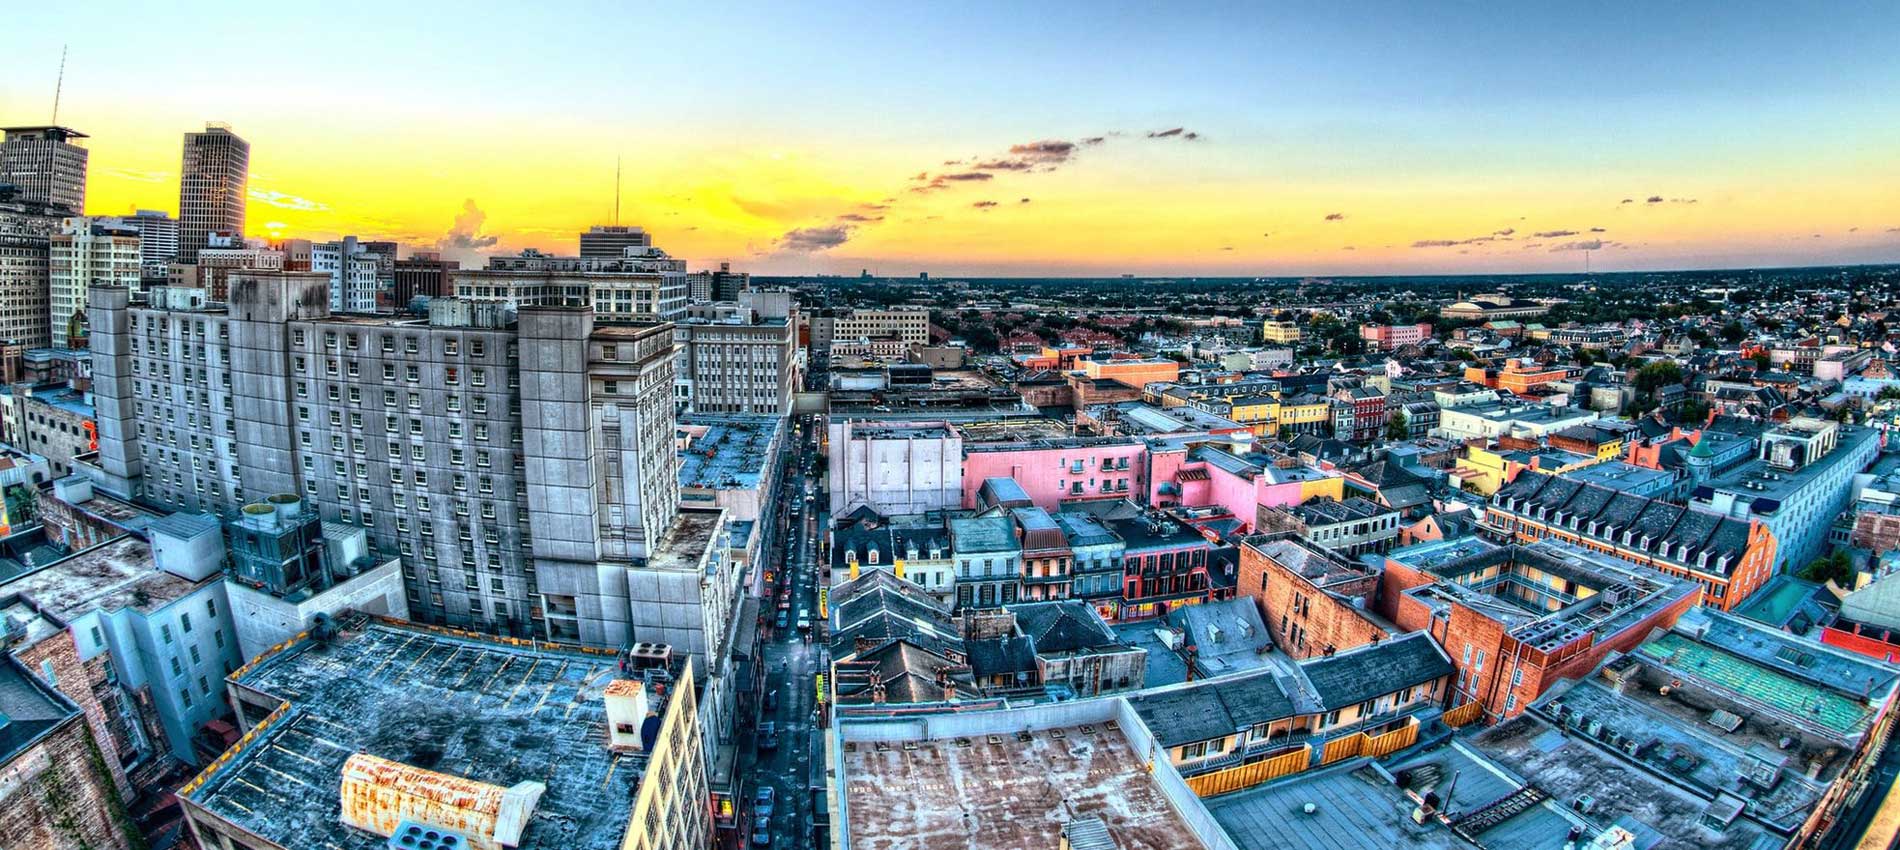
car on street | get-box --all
[774,610,789,630]
[758,722,780,751]
[751,815,772,846]
[764,689,779,712]
[754,785,777,818]
[796,610,811,632]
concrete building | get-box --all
[219,494,408,659]
[113,209,179,283]
[176,124,249,264]
[49,215,141,345]
[0,193,61,350]
[810,307,930,350]
[177,619,708,850]
[0,125,89,213]
[1260,319,1303,343]
[578,224,652,257]
[827,419,963,516]
[1054,509,1125,613]
[1439,293,1549,320]
[86,275,696,649]
[1691,418,1881,575]
[0,654,140,850]
[453,248,689,322]
[674,303,797,415]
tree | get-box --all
[1748,351,1773,371]
[1634,361,1684,394]
[1575,348,1596,367]
[1382,411,1410,442]
[1719,321,1746,343]
[1799,552,1856,588]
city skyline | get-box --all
[4,1,1899,276]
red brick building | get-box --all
[1379,536,1701,721]
[1237,533,1387,660]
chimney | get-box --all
[603,679,651,751]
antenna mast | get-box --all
[51,45,68,124]
[614,155,622,226]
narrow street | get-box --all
[735,413,826,849]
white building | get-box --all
[312,236,383,313]
[50,216,141,346]
[827,419,964,516]
[453,246,689,322]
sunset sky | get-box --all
[5,1,1899,276]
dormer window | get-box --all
[868,546,880,565]
[845,549,858,565]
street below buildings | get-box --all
[734,414,826,849]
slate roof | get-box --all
[833,641,977,704]
[0,655,76,765]
[1127,669,1298,747]
[1492,471,1755,574]
[1012,601,1122,656]
[967,634,1039,680]
[1301,633,1452,711]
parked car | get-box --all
[758,722,780,751]
[775,610,789,630]
[754,785,777,818]
[751,815,772,846]
[764,689,779,712]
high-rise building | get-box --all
[88,275,692,646]
[0,125,89,213]
[113,209,179,282]
[674,298,798,416]
[176,124,249,264]
[392,251,459,307]
[312,236,384,312]
[579,224,652,258]
[0,192,62,349]
[50,216,141,346]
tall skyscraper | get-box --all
[579,225,651,258]
[49,216,141,347]
[112,209,179,282]
[0,126,89,214]
[176,124,249,264]
[0,191,62,349]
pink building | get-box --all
[1360,322,1434,352]
[960,437,1149,510]
[1146,441,1340,532]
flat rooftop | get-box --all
[840,722,1205,850]
[677,414,781,490]
[184,620,650,850]
[1208,747,1580,850]
[646,508,724,574]
[0,535,199,630]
